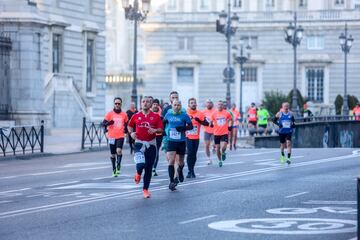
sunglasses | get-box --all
[114,103,121,105]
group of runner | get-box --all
[102,92,296,199]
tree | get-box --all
[287,88,305,113]
[334,94,343,115]
[263,91,288,116]
[348,95,359,110]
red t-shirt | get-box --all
[128,111,163,141]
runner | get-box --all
[127,96,163,198]
[126,102,138,154]
[257,104,270,135]
[151,98,163,176]
[229,103,240,150]
[202,99,216,165]
[186,98,209,178]
[211,100,233,167]
[102,97,128,177]
[273,102,295,165]
[163,100,193,191]
[247,102,258,135]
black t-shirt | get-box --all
[161,105,172,119]
[126,109,138,121]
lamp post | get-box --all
[122,0,150,109]
[339,23,354,116]
[284,12,304,116]
[233,42,251,116]
[216,0,239,108]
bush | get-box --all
[334,95,343,115]
[348,95,359,110]
[263,91,288,116]
[287,88,305,113]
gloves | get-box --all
[228,126,233,131]
[210,123,214,128]
[175,126,186,132]
[194,117,201,123]
[107,120,114,126]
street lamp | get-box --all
[216,0,239,108]
[233,41,251,116]
[122,0,150,109]
[284,12,304,116]
[339,23,354,116]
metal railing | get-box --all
[0,121,44,156]
[81,117,108,150]
[295,115,355,123]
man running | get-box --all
[163,100,193,191]
[211,100,233,167]
[274,102,295,165]
[102,97,128,177]
[127,96,163,198]
[151,98,162,176]
[247,102,258,135]
[229,103,240,150]
[257,104,270,135]
[186,98,209,178]
[202,99,216,165]
[126,102,138,154]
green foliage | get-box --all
[334,95,343,115]
[348,95,359,110]
[263,91,288,116]
[287,89,305,112]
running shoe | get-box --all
[134,173,141,184]
[143,189,151,198]
[218,160,223,167]
[286,158,291,165]
[186,172,192,179]
[207,159,213,165]
[174,177,179,186]
[177,167,184,182]
[152,169,158,177]
[233,144,237,150]
[280,155,286,164]
[112,169,118,177]
[221,152,227,161]
[191,172,196,178]
[116,165,121,176]
[169,182,177,191]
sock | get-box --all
[116,155,122,167]
[110,157,116,170]
[288,153,291,158]
[168,165,175,182]
[281,152,285,156]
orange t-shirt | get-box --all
[353,106,360,120]
[202,108,216,134]
[230,108,241,126]
[104,111,128,139]
[186,109,205,140]
[211,110,232,136]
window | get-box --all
[178,37,193,51]
[335,0,345,5]
[167,0,177,11]
[265,0,275,7]
[243,67,257,82]
[52,34,62,73]
[35,33,41,70]
[353,0,360,8]
[299,0,307,7]
[198,0,210,10]
[86,39,95,92]
[307,36,324,50]
[233,0,242,8]
[177,67,194,83]
[240,36,258,50]
[307,68,324,102]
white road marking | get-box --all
[0,188,31,194]
[285,192,309,199]
[347,237,356,240]
[254,158,275,162]
[79,166,108,171]
[0,176,17,180]
[60,162,107,168]
[179,215,217,225]
[0,200,12,204]
[46,181,80,187]
[303,201,356,205]
[31,171,65,176]
[0,152,358,219]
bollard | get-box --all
[356,177,360,239]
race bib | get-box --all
[216,118,226,126]
[282,120,291,128]
[108,138,115,145]
[169,128,181,140]
[134,152,145,164]
[187,126,198,135]
[259,116,265,121]
[250,114,256,118]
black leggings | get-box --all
[186,139,199,173]
[153,135,163,169]
[134,143,156,190]
[128,134,135,153]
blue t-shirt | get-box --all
[164,111,191,142]
[278,112,294,134]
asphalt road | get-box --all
[0,147,359,240]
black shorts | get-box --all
[258,124,267,129]
[167,140,186,155]
[109,138,124,154]
[249,121,257,126]
[214,134,228,145]
[279,133,292,144]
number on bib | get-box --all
[282,121,291,128]
[217,118,226,126]
[134,152,145,164]
[108,138,115,145]
[169,129,181,140]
